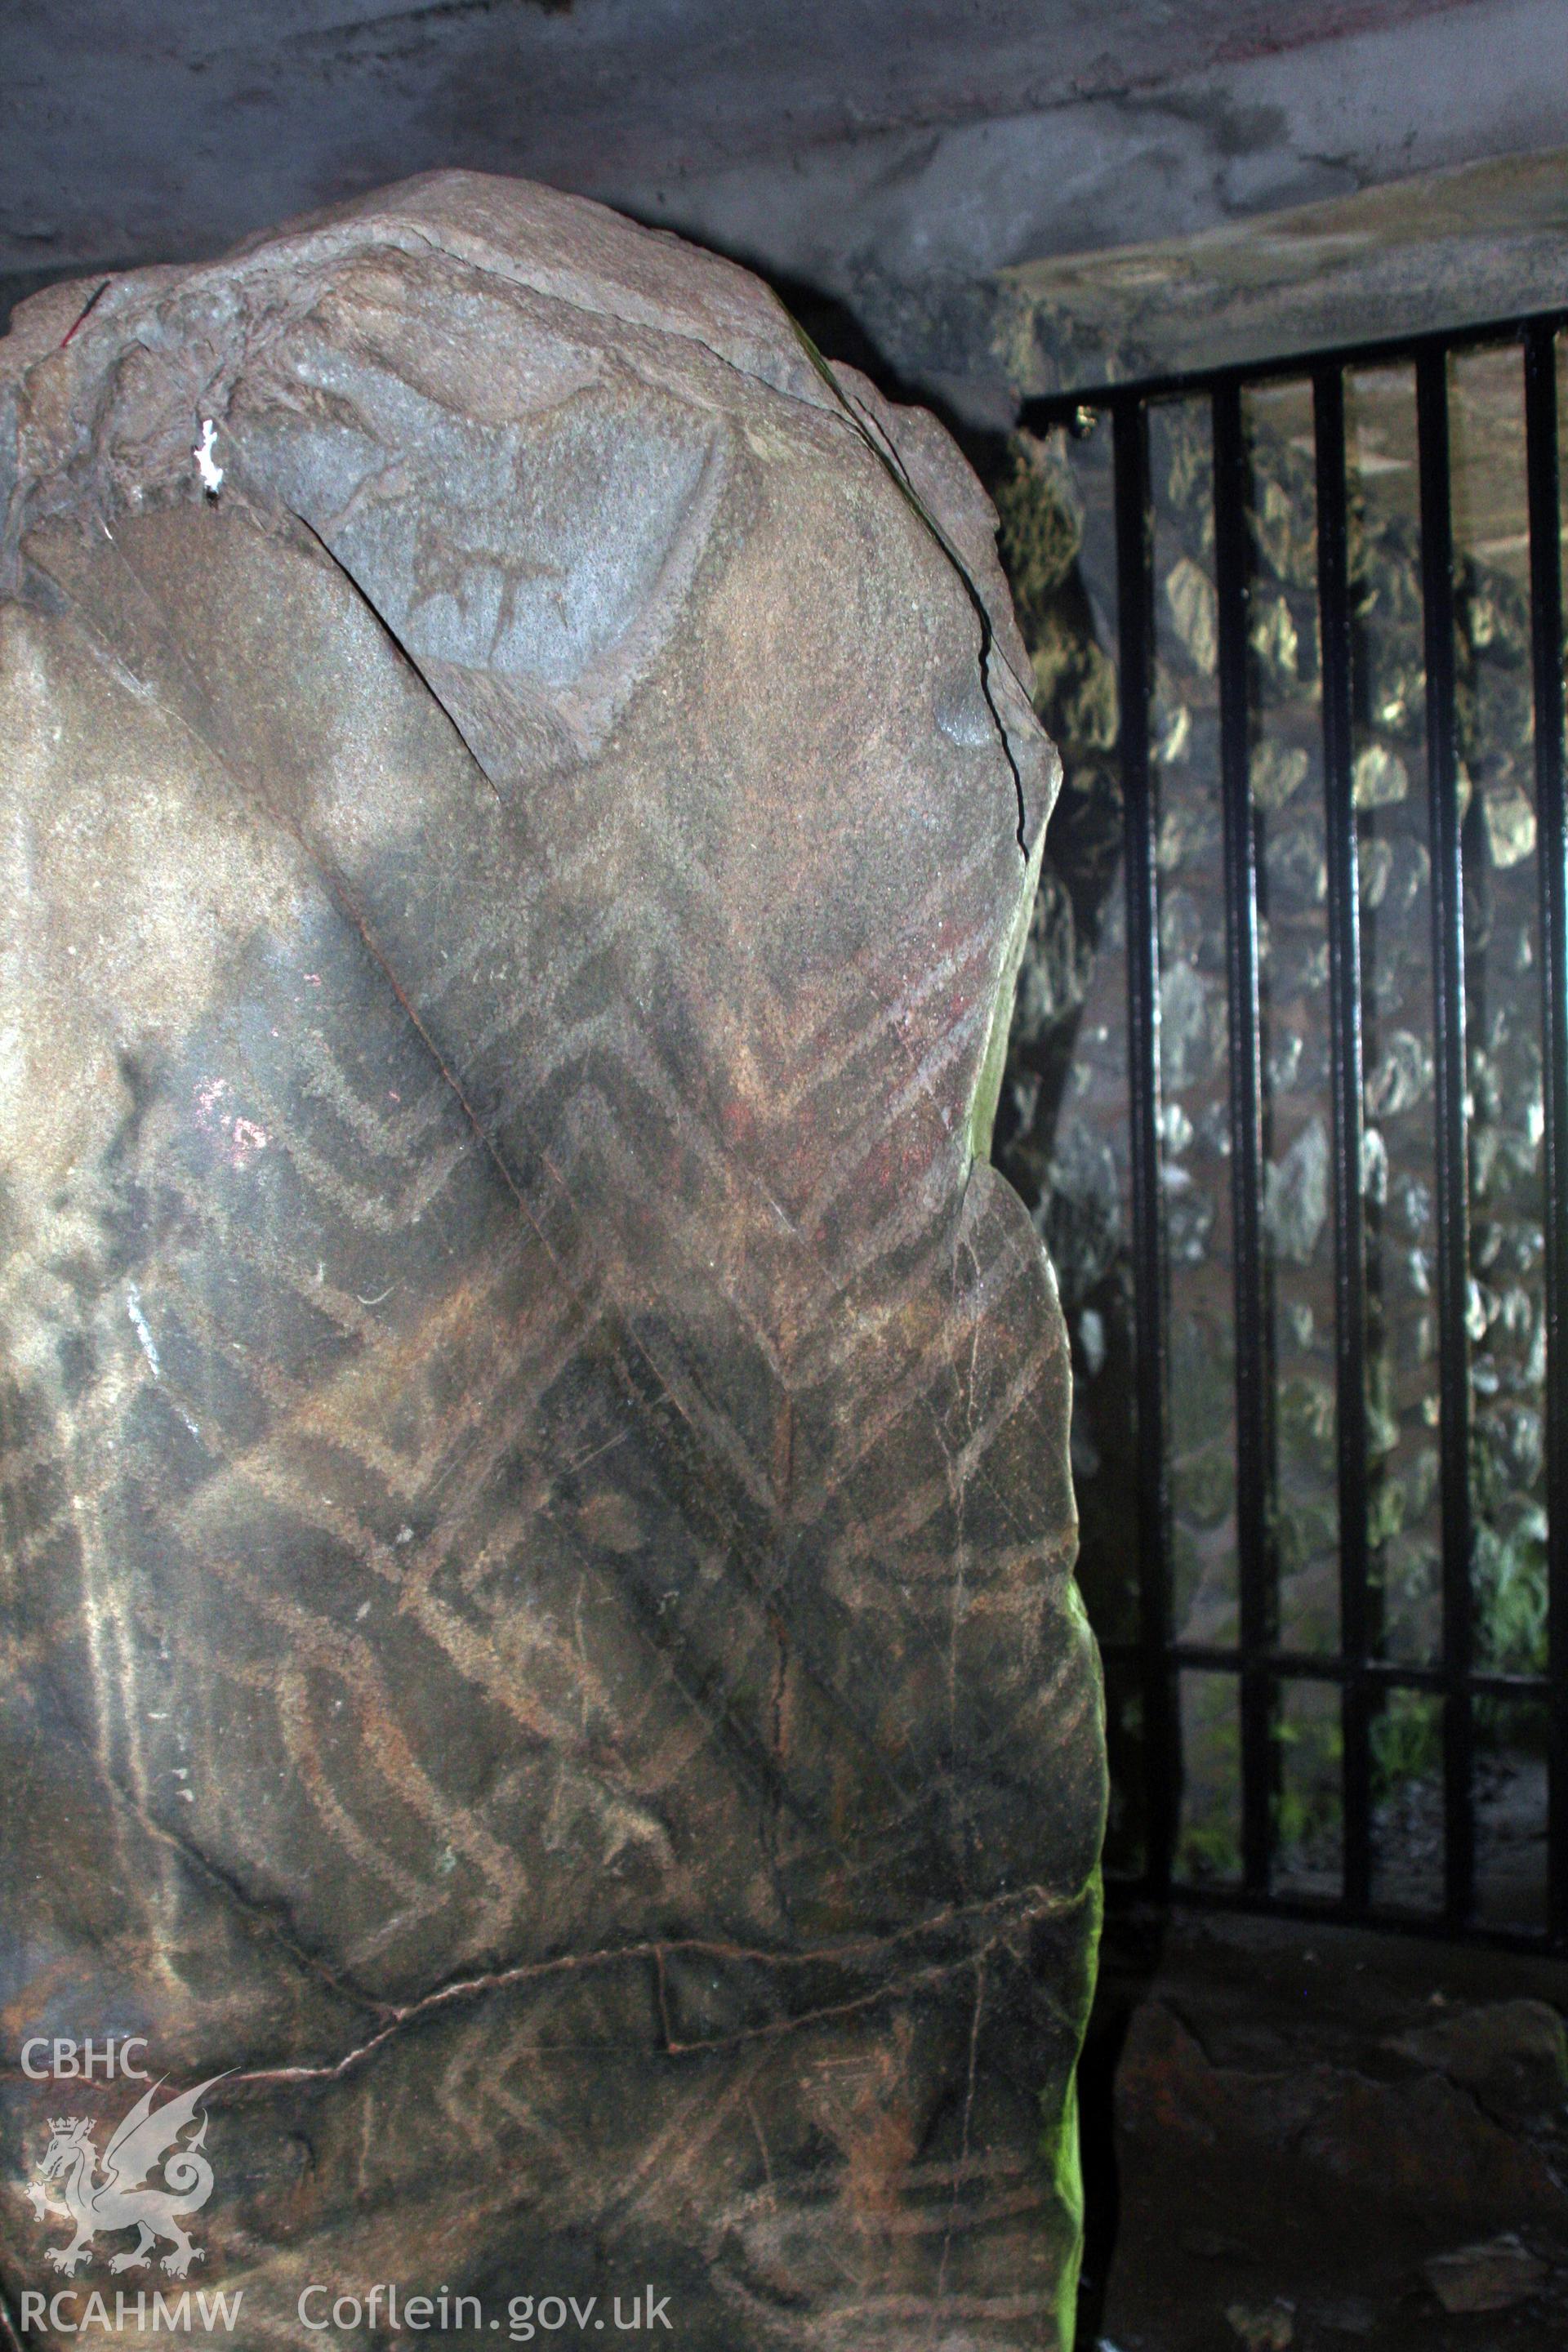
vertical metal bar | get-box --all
[1415,343,1475,1928]
[1316,365,1374,1916]
[1114,395,1178,1897]
[1525,322,1568,1950]
[1214,381,1276,1895]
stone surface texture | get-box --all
[1085,1917,1568,2349]
[0,173,1102,2348]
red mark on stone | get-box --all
[193,1076,267,1167]
[60,281,110,348]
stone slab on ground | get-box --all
[1082,1913,1568,2352]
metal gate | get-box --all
[1022,313,1568,1950]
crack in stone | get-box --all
[795,322,1035,858]
[221,1883,1092,2091]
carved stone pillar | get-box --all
[1,174,1103,2349]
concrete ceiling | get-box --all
[3,0,1563,408]
[0,2,1533,265]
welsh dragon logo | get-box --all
[25,2077,225,2278]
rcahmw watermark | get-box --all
[20,2289,242,2335]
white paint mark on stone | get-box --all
[127,1283,162,1379]
[229,1116,268,1168]
[194,417,224,494]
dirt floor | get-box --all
[1078,1909,1568,2351]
